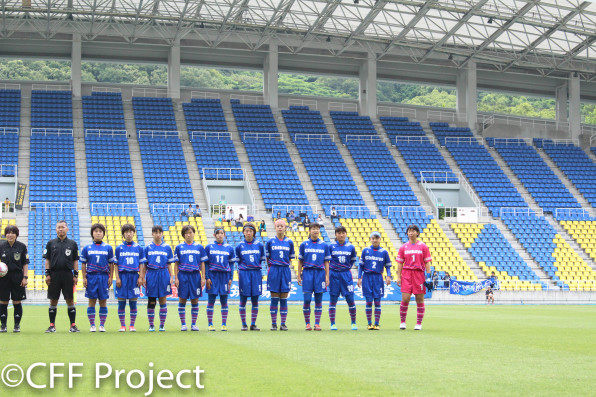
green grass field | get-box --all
[0,304,594,396]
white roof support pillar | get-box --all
[71,34,82,98]
[456,61,477,129]
[168,41,181,100]
[568,73,581,140]
[358,54,377,117]
[263,43,279,110]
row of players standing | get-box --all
[0,218,432,333]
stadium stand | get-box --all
[184,99,242,180]
[446,140,526,217]
[152,206,208,249]
[559,217,596,267]
[429,122,474,146]
[330,111,377,143]
[501,210,596,291]
[393,136,457,183]
[232,101,310,214]
[388,207,476,284]
[82,92,126,130]
[452,223,544,290]
[282,106,367,218]
[540,141,596,209]
[491,139,580,213]
[0,89,20,176]
[132,97,177,132]
[379,116,425,141]
[90,204,144,249]
[30,90,72,131]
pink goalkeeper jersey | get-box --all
[397,241,432,271]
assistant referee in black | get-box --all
[0,225,29,333]
[44,220,80,333]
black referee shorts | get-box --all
[47,270,74,301]
[0,271,26,301]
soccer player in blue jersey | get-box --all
[80,224,114,332]
[235,223,266,331]
[174,225,207,332]
[328,225,358,331]
[297,223,330,331]
[114,224,146,332]
[265,219,294,331]
[357,231,392,330]
[141,225,175,332]
[205,227,236,331]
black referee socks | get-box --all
[0,303,7,326]
[49,305,57,324]
[13,303,22,326]
[68,305,76,324]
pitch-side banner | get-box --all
[114,281,432,301]
[15,183,26,210]
[449,278,494,295]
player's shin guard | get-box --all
[13,303,22,326]
[239,295,248,326]
[178,302,186,326]
[365,300,373,325]
[270,297,279,326]
[207,295,216,325]
[346,296,357,324]
[220,295,229,326]
[0,303,8,326]
[416,303,425,326]
[68,306,76,325]
[374,298,381,325]
[399,301,409,323]
[279,298,288,325]
[303,293,312,325]
[191,303,199,326]
[329,295,338,325]
[159,304,167,327]
[314,293,323,326]
[49,305,57,324]
[251,296,259,326]
[147,300,156,327]
[118,300,126,327]
[129,300,138,327]
[87,307,96,327]
[99,307,108,327]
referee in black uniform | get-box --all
[0,225,29,333]
[44,220,80,333]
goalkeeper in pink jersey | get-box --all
[396,225,432,331]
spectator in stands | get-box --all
[287,210,295,223]
[194,205,201,218]
[291,221,299,232]
[432,271,439,289]
[303,215,311,229]
[258,220,266,233]
[4,197,9,213]
[226,209,235,225]
[330,207,339,221]
[276,211,282,220]
[236,214,245,227]
[443,272,451,288]
[486,286,494,304]
[186,205,194,217]
[490,271,498,289]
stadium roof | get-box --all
[0,0,595,82]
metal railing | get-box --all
[201,168,244,180]
[242,132,282,141]
[132,88,168,98]
[444,136,483,146]
[0,83,20,90]
[328,102,358,112]
[30,128,73,136]
[30,202,77,210]
[191,91,221,99]
[330,205,377,218]
[190,131,231,140]
[91,203,139,213]
[31,84,71,91]
[387,206,431,218]
[137,130,179,139]
[0,127,19,134]
[151,203,194,213]
[394,135,433,145]
[272,205,318,217]
[499,207,544,218]
[377,105,416,119]
[288,98,318,109]
[420,171,458,184]
[0,164,17,176]
[489,137,532,146]
[91,86,122,93]
[293,134,333,142]
[477,113,570,131]
[85,129,127,137]
[541,138,579,147]
[554,208,593,219]
[230,94,264,105]
[427,110,465,123]
[344,135,382,143]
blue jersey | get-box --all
[205,242,236,276]
[299,239,331,269]
[359,246,392,277]
[235,239,266,271]
[329,241,357,272]
[266,237,295,267]
[144,242,175,270]
[174,242,208,272]
[80,242,114,273]
[115,241,146,272]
